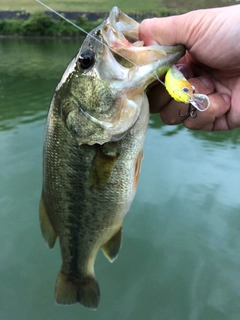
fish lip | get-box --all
[100,6,139,57]
[108,6,139,42]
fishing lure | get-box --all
[165,65,210,118]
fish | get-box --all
[165,65,210,113]
[39,6,185,310]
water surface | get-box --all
[1,38,240,320]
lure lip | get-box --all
[190,93,210,112]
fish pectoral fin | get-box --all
[101,226,122,263]
[55,271,100,309]
[90,148,119,190]
[39,194,57,248]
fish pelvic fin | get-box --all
[39,194,57,248]
[102,226,122,263]
[55,271,100,310]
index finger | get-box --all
[147,82,172,113]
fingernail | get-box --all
[199,76,212,88]
[176,64,193,79]
[222,94,231,105]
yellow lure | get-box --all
[165,65,210,112]
[165,65,193,103]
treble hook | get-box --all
[179,104,197,118]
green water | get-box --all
[1,38,240,320]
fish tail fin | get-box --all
[55,271,100,309]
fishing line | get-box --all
[35,0,166,87]
[35,1,211,116]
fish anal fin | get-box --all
[55,271,100,310]
[102,226,122,263]
[39,194,57,248]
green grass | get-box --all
[0,0,237,37]
[0,0,237,14]
[0,12,103,36]
[0,0,167,13]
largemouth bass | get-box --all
[40,6,184,309]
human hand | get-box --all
[139,5,240,130]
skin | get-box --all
[139,5,240,131]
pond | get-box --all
[1,37,240,320]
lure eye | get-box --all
[182,87,190,93]
[78,50,95,70]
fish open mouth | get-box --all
[61,7,185,146]
[101,6,181,68]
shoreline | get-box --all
[0,10,164,38]
[0,10,162,22]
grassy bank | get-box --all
[0,12,103,37]
[0,0,238,37]
[0,0,237,14]
[0,0,174,14]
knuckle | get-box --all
[160,109,181,125]
[189,77,214,95]
[183,117,204,130]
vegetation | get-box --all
[0,0,237,37]
[0,0,237,14]
[0,0,174,14]
[0,12,103,37]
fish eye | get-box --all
[78,50,95,70]
[182,87,189,93]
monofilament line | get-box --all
[35,0,165,87]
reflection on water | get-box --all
[1,38,240,320]
[149,116,240,146]
[0,38,84,130]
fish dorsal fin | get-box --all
[102,227,122,263]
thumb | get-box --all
[138,11,208,49]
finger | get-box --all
[139,16,188,46]
[183,92,231,131]
[147,83,172,113]
[160,100,189,125]
[226,85,240,129]
[188,76,214,95]
[176,64,194,79]
[139,12,207,49]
